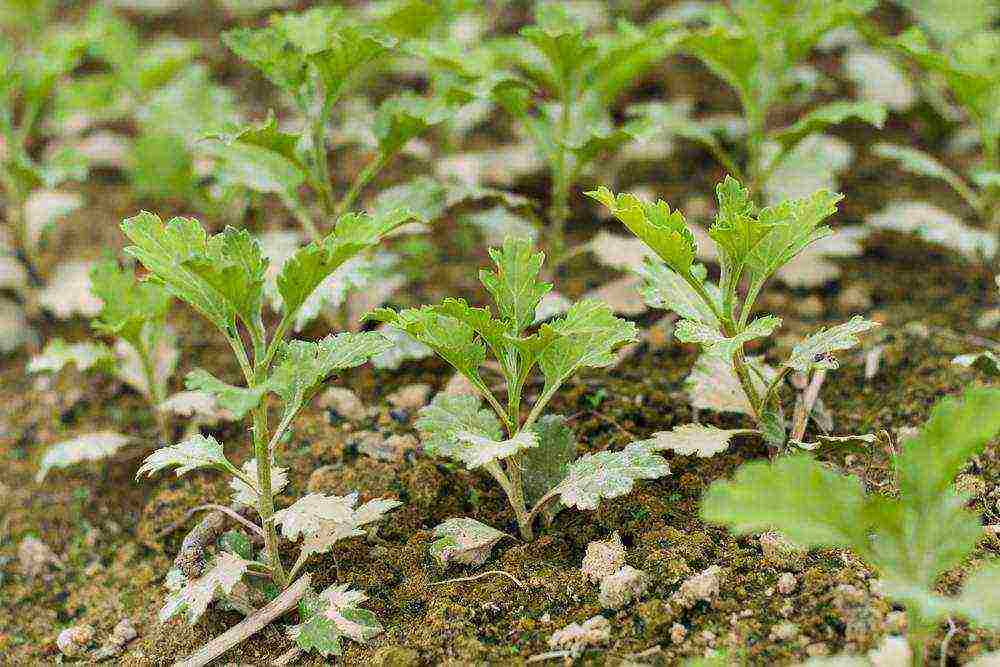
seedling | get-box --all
[214,6,460,242]
[874,27,1000,259]
[414,3,678,268]
[589,177,879,453]
[634,0,886,201]
[368,236,670,541]
[123,207,412,656]
[702,387,1000,665]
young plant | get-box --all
[702,386,1000,666]
[416,3,678,267]
[29,257,177,476]
[123,207,412,655]
[367,237,670,541]
[588,177,879,453]
[634,0,886,202]
[213,6,458,241]
[874,27,1000,257]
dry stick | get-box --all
[526,649,573,663]
[790,369,827,443]
[173,574,311,667]
[428,570,526,589]
[939,617,957,667]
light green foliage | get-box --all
[633,0,885,198]
[372,236,665,540]
[126,210,401,636]
[703,387,1000,660]
[160,553,249,624]
[589,179,878,448]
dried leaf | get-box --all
[641,424,758,457]
[28,339,115,375]
[867,200,997,261]
[429,517,508,566]
[685,353,775,416]
[39,260,102,319]
[136,434,233,479]
[36,431,131,482]
[230,459,289,507]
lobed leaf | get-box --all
[36,431,131,483]
[415,394,510,469]
[559,443,670,510]
[373,93,454,157]
[523,414,577,510]
[478,236,551,333]
[538,300,638,391]
[159,553,249,624]
[27,339,116,376]
[641,424,759,458]
[675,315,781,360]
[89,258,172,344]
[184,369,268,420]
[289,583,383,657]
[638,260,721,327]
[784,316,879,372]
[135,434,233,480]
[429,517,508,567]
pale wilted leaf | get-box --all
[559,443,670,510]
[454,430,539,469]
[288,583,383,657]
[274,493,401,558]
[136,434,233,479]
[588,230,656,271]
[184,368,266,419]
[867,200,997,261]
[685,353,775,416]
[230,459,289,507]
[548,615,610,655]
[785,316,879,372]
[429,517,508,567]
[641,424,758,458]
[159,553,249,624]
[675,315,781,360]
[638,260,720,326]
[463,206,538,246]
[39,260,102,319]
[0,298,32,353]
[36,431,131,482]
[414,394,516,469]
[114,325,179,400]
[370,324,433,370]
[28,339,115,375]
[157,390,235,424]
[23,190,83,252]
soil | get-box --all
[1,2,998,665]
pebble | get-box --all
[92,618,138,660]
[837,284,873,312]
[443,373,478,397]
[806,642,830,657]
[670,623,687,645]
[57,624,94,658]
[777,572,797,595]
[581,532,625,583]
[676,565,722,606]
[319,387,368,422]
[18,536,62,577]
[598,565,649,609]
[387,383,432,411]
[769,622,798,642]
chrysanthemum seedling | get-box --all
[702,387,1000,665]
[122,207,412,657]
[633,0,886,202]
[873,27,1000,262]
[368,236,670,541]
[414,3,679,268]
[588,177,879,454]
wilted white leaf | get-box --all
[843,49,916,112]
[453,430,539,469]
[638,260,720,326]
[158,391,235,424]
[953,352,1000,376]
[685,353,776,416]
[764,134,853,205]
[23,190,83,252]
[589,231,656,271]
[36,432,131,482]
[0,298,32,353]
[370,324,433,370]
[867,200,997,261]
[274,493,401,559]
[675,315,782,360]
[159,553,249,624]
[463,206,537,246]
[429,517,508,567]
[641,424,759,457]
[114,326,179,399]
[39,260,102,319]
[785,316,880,372]
[559,443,670,510]
[415,394,522,469]
[534,291,572,323]
[583,277,647,316]
[28,339,115,375]
[230,459,289,507]
[136,434,232,479]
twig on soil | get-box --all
[939,616,957,667]
[165,504,265,539]
[274,646,304,665]
[790,369,827,442]
[428,569,525,589]
[167,504,259,578]
[526,649,573,663]
[173,574,311,667]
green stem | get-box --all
[336,152,389,219]
[135,334,170,443]
[547,96,574,268]
[252,402,287,589]
[311,115,336,217]
[280,192,322,242]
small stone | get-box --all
[799,295,825,318]
[387,383,432,411]
[581,532,625,583]
[868,636,911,667]
[384,434,419,461]
[837,284,873,312]
[670,623,687,645]
[676,565,722,607]
[806,642,830,657]
[548,615,611,656]
[349,431,402,462]
[760,531,801,565]
[443,373,478,397]
[319,387,368,422]
[769,621,798,642]
[777,572,797,595]
[57,624,94,658]
[598,565,649,609]
[18,536,62,577]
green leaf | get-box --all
[415,394,512,469]
[36,431,130,483]
[559,443,670,510]
[701,454,870,549]
[745,189,842,284]
[160,553,248,624]
[184,369,268,420]
[772,101,886,154]
[873,143,975,203]
[538,300,638,390]
[955,563,1000,630]
[289,584,383,657]
[429,517,508,567]
[784,316,880,372]
[308,25,397,103]
[89,258,172,344]
[269,333,393,415]
[523,414,576,509]
[709,176,775,278]
[135,434,233,480]
[587,186,697,276]
[206,138,306,197]
[27,339,116,376]
[518,3,595,91]
[277,208,416,317]
[268,6,346,54]
[638,260,721,326]
[221,26,307,98]
[678,27,760,121]
[641,424,758,458]
[675,315,781,359]
[478,236,551,333]
[373,93,454,157]
[121,213,268,331]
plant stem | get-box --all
[280,192,322,242]
[135,334,170,443]
[547,96,574,269]
[311,115,336,216]
[252,401,287,589]
[336,152,388,219]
